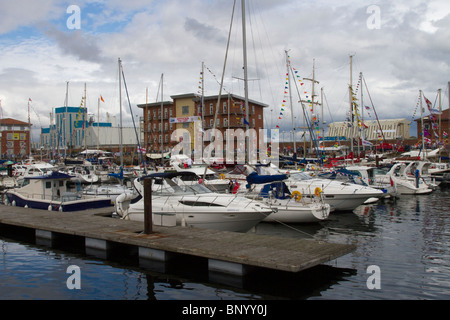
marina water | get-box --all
[1,188,449,300]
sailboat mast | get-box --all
[349,55,354,164]
[119,58,123,169]
[285,51,296,168]
[97,97,100,151]
[201,62,205,152]
[321,87,324,149]
[420,90,425,159]
[160,73,164,161]
[28,99,31,160]
[241,0,250,162]
[83,82,87,157]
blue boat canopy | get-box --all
[245,172,288,185]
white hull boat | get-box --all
[253,164,384,212]
[374,162,433,195]
[242,172,331,223]
[115,172,273,232]
[4,171,112,211]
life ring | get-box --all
[219,173,226,180]
[290,190,302,201]
[314,187,322,197]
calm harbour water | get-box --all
[0,188,449,301]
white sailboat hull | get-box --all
[261,201,330,223]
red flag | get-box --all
[423,95,433,112]
[100,95,105,102]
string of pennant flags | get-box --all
[197,65,250,127]
[275,55,306,130]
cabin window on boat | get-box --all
[179,200,223,207]
[59,181,64,187]
[46,182,51,189]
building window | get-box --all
[252,105,255,114]
[169,109,173,117]
[147,110,151,121]
[182,106,189,115]
[223,102,227,114]
[164,108,168,119]
[170,123,173,130]
[224,118,228,127]
[164,122,168,131]
[209,103,214,115]
[252,119,255,127]
[153,111,156,119]
[165,134,168,143]
[182,123,189,129]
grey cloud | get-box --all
[44,27,102,63]
[184,17,227,43]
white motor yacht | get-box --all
[115,172,273,232]
[256,164,385,212]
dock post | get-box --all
[144,178,152,234]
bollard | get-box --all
[143,178,152,234]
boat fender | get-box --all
[314,187,322,197]
[290,190,302,201]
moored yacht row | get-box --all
[1,156,448,234]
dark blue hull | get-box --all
[5,192,112,212]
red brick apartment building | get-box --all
[0,118,32,159]
[138,93,267,156]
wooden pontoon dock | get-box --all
[0,204,356,276]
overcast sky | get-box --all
[1,0,449,141]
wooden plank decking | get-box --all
[0,204,356,274]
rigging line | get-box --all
[246,0,263,101]
[362,74,386,144]
[290,64,323,165]
[155,75,162,102]
[247,0,279,108]
[121,67,146,174]
[203,0,237,181]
